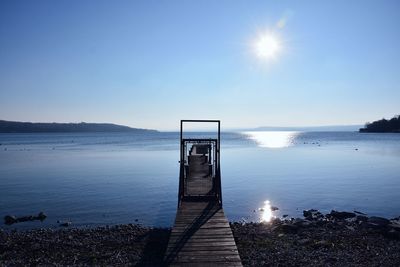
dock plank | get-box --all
[164,201,242,266]
[164,144,242,266]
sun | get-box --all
[254,33,281,60]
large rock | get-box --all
[327,210,356,220]
[3,212,47,225]
[356,215,368,223]
[38,212,47,221]
[388,223,400,232]
[303,209,323,221]
[4,215,17,225]
[368,216,390,226]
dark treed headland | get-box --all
[0,120,157,133]
[359,115,400,133]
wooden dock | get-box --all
[164,120,242,266]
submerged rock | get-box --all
[38,211,47,221]
[4,215,17,225]
[4,212,47,225]
[60,221,72,227]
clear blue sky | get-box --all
[1,0,399,130]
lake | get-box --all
[1,131,399,229]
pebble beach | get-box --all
[1,210,400,266]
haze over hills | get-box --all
[0,120,157,133]
[232,125,363,132]
[0,120,371,133]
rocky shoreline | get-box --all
[232,210,400,266]
[1,210,400,266]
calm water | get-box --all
[1,131,399,229]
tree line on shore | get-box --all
[0,120,157,133]
[359,115,400,133]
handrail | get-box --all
[179,120,222,206]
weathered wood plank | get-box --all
[170,264,242,267]
[165,144,242,266]
[168,236,236,242]
[167,245,238,251]
[174,217,228,223]
[172,223,231,229]
[167,236,235,242]
[170,229,233,236]
[165,202,242,266]
[167,241,237,248]
[166,251,240,258]
[172,254,241,262]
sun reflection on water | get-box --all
[243,131,299,148]
[260,200,274,223]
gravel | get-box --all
[0,224,170,266]
[1,210,399,266]
[231,212,400,267]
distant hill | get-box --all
[0,120,158,133]
[359,115,400,133]
[247,125,362,132]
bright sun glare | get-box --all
[254,33,281,59]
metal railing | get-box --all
[178,120,222,206]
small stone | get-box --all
[314,240,330,248]
[271,206,279,211]
[297,238,311,245]
[60,222,72,227]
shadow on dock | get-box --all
[164,201,220,265]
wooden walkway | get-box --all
[164,147,242,266]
